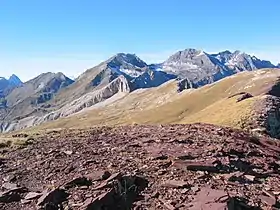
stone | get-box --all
[162,180,190,189]
[105,172,122,182]
[2,183,18,190]
[185,161,219,173]
[191,185,200,193]
[24,192,42,200]
[158,198,176,210]
[236,93,253,102]
[101,171,111,180]
[244,174,255,182]
[21,199,31,204]
[189,188,230,210]
[153,154,168,160]
[84,189,115,209]
[64,177,92,189]
[63,150,73,155]
[151,191,159,198]
[3,175,16,183]
[0,191,21,203]
[221,171,244,181]
[260,195,276,206]
[37,188,68,207]
[93,181,110,191]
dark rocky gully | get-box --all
[0,123,280,209]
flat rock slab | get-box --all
[189,188,230,210]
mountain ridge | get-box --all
[0,49,280,133]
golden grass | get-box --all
[0,136,34,148]
[181,96,258,129]
[24,69,280,131]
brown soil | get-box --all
[0,123,280,209]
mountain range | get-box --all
[0,48,280,134]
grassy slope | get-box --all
[27,69,280,131]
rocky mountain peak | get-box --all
[108,53,147,69]
[211,50,233,63]
[8,74,22,86]
[0,74,22,98]
[166,48,205,63]
[106,53,148,78]
[219,50,232,55]
[232,50,242,55]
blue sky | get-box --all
[0,0,279,81]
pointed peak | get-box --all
[108,53,147,68]
[233,50,243,55]
[112,53,143,61]
[9,74,20,80]
[167,48,205,61]
[219,50,232,55]
[8,74,22,86]
[181,48,203,54]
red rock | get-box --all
[260,195,276,206]
[189,188,229,210]
[158,198,176,210]
[93,181,110,190]
[244,174,255,182]
[64,177,92,189]
[37,188,68,206]
[184,161,219,172]
[24,192,41,200]
[162,180,190,188]
[105,172,122,182]
[2,183,18,191]
[0,191,21,203]
[63,150,73,155]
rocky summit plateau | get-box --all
[0,48,280,210]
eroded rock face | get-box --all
[0,124,279,209]
[254,95,280,138]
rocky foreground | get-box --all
[0,124,280,209]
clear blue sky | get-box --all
[0,0,279,81]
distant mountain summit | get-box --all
[213,50,275,71]
[6,72,74,107]
[8,74,22,86]
[0,74,22,98]
[158,48,278,86]
[106,53,148,78]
